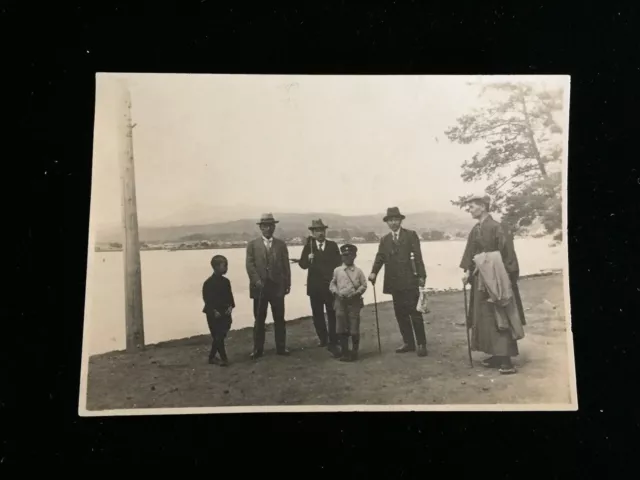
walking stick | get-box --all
[372,282,382,354]
[462,281,473,367]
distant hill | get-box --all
[96,210,475,244]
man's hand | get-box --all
[418,277,426,288]
[368,273,377,284]
[225,307,233,315]
[462,271,470,285]
[285,286,291,295]
[308,253,315,262]
[213,310,222,319]
[255,280,264,289]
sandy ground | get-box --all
[85,274,574,410]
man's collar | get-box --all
[478,214,491,225]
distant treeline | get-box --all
[177,228,467,243]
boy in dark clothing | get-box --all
[202,255,235,366]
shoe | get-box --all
[277,349,291,356]
[250,350,263,360]
[208,357,220,365]
[396,344,416,353]
[318,340,328,348]
[481,356,500,368]
[498,360,516,375]
[219,360,229,367]
[416,345,428,357]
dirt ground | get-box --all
[85,274,574,410]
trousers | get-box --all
[206,313,232,361]
[253,280,287,353]
[334,295,362,336]
[309,289,337,345]
[391,288,427,347]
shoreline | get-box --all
[84,272,573,410]
[88,270,562,360]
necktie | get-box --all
[318,242,324,252]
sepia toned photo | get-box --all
[79,73,576,415]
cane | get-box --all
[372,282,382,354]
[462,281,473,367]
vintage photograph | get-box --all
[79,73,576,415]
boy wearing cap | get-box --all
[330,244,368,362]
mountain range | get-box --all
[96,210,475,244]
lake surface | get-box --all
[84,238,564,355]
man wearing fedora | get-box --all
[369,207,428,357]
[296,219,342,354]
[245,213,292,359]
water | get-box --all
[84,238,564,355]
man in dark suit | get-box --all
[295,219,342,354]
[245,213,291,359]
[369,207,428,357]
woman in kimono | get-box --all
[460,193,526,375]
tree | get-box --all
[445,82,564,238]
[422,230,445,241]
[364,231,378,242]
[429,230,445,241]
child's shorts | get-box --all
[334,296,362,335]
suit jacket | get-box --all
[371,228,426,294]
[245,236,291,299]
[298,237,342,296]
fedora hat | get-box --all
[256,213,279,225]
[308,218,329,231]
[383,206,406,222]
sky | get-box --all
[91,74,568,228]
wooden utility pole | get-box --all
[117,80,145,352]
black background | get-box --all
[4,1,639,470]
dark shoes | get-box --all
[481,356,500,368]
[396,343,427,357]
[250,350,263,360]
[395,344,416,353]
[209,356,229,367]
[250,348,290,359]
[482,356,517,374]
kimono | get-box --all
[460,215,526,357]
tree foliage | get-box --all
[445,82,564,236]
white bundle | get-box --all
[416,287,430,314]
